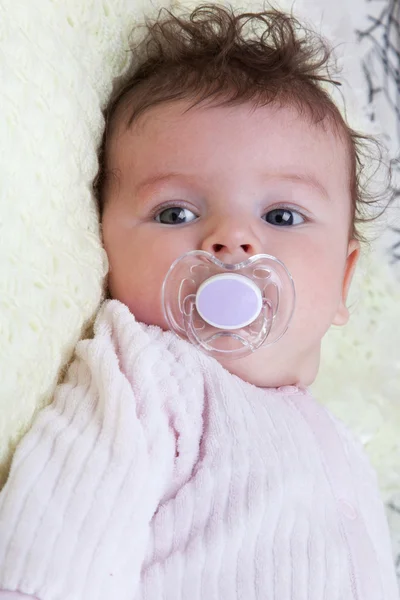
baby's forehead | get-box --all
[106,98,352,181]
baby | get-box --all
[0,3,398,600]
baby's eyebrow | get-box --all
[134,172,194,195]
[274,173,330,201]
[134,170,330,200]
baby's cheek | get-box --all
[127,275,167,327]
[291,261,340,335]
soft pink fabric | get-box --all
[0,300,398,600]
[0,594,37,600]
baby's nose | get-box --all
[201,218,262,264]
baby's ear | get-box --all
[332,239,360,326]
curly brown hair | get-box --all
[94,2,390,244]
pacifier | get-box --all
[162,250,295,359]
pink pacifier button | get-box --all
[195,274,262,330]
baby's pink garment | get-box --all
[0,595,35,600]
[0,300,398,600]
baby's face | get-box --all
[102,99,359,387]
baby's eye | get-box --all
[155,206,198,225]
[262,208,305,226]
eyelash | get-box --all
[150,201,310,224]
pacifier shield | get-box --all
[162,250,295,360]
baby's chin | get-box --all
[215,345,319,389]
[215,353,296,389]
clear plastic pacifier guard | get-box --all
[162,250,295,360]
